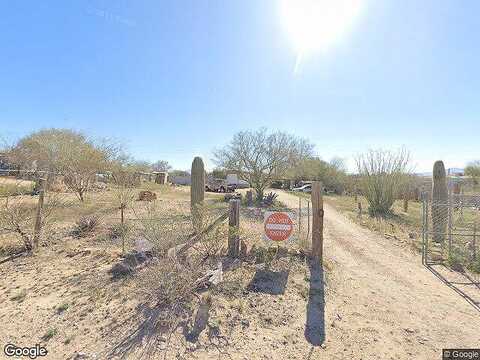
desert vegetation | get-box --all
[1,127,479,359]
[355,148,411,217]
[214,128,314,202]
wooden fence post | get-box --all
[311,182,324,262]
[298,196,302,235]
[307,200,311,244]
[120,203,126,255]
[33,177,47,250]
[246,190,253,207]
[228,199,240,257]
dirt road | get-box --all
[275,190,479,360]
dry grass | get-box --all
[0,177,35,196]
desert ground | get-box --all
[0,186,478,360]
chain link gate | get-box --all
[422,188,480,292]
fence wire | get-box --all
[423,192,480,280]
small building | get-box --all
[153,171,168,184]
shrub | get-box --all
[262,192,278,206]
[72,215,100,237]
[356,148,411,217]
[469,257,480,274]
[447,248,465,272]
[108,223,130,240]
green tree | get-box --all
[214,128,313,201]
[465,161,480,185]
[10,129,111,201]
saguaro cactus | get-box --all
[191,156,205,232]
[432,160,447,243]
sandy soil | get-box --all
[0,189,478,360]
[275,190,479,359]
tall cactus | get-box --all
[432,160,447,243]
[191,156,205,232]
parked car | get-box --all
[205,178,234,193]
[292,184,312,193]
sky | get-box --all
[0,0,479,172]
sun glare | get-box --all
[281,0,364,56]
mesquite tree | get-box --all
[214,128,313,202]
[9,129,112,201]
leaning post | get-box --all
[311,181,324,262]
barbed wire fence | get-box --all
[0,168,235,259]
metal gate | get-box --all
[422,190,480,280]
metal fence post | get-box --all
[473,224,477,261]
[425,195,429,264]
[448,189,453,257]
[422,194,426,264]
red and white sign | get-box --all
[264,211,294,242]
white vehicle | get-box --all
[292,184,312,193]
[226,174,250,189]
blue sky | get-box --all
[0,0,479,172]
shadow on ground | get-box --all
[305,258,325,346]
[425,263,480,312]
[106,304,168,359]
[247,268,289,295]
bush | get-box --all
[447,249,465,272]
[262,192,278,206]
[468,257,480,274]
[72,215,100,237]
[108,223,130,240]
[356,148,410,217]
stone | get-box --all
[134,238,153,253]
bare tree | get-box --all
[356,148,411,216]
[214,128,314,201]
[151,160,172,172]
[0,179,61,251]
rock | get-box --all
[108,250,155,279]
[138,190,157,201]
[73,353,89,360]
[134,238,153,253]
[109,263,133,278]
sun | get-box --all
[281,0,364,55]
